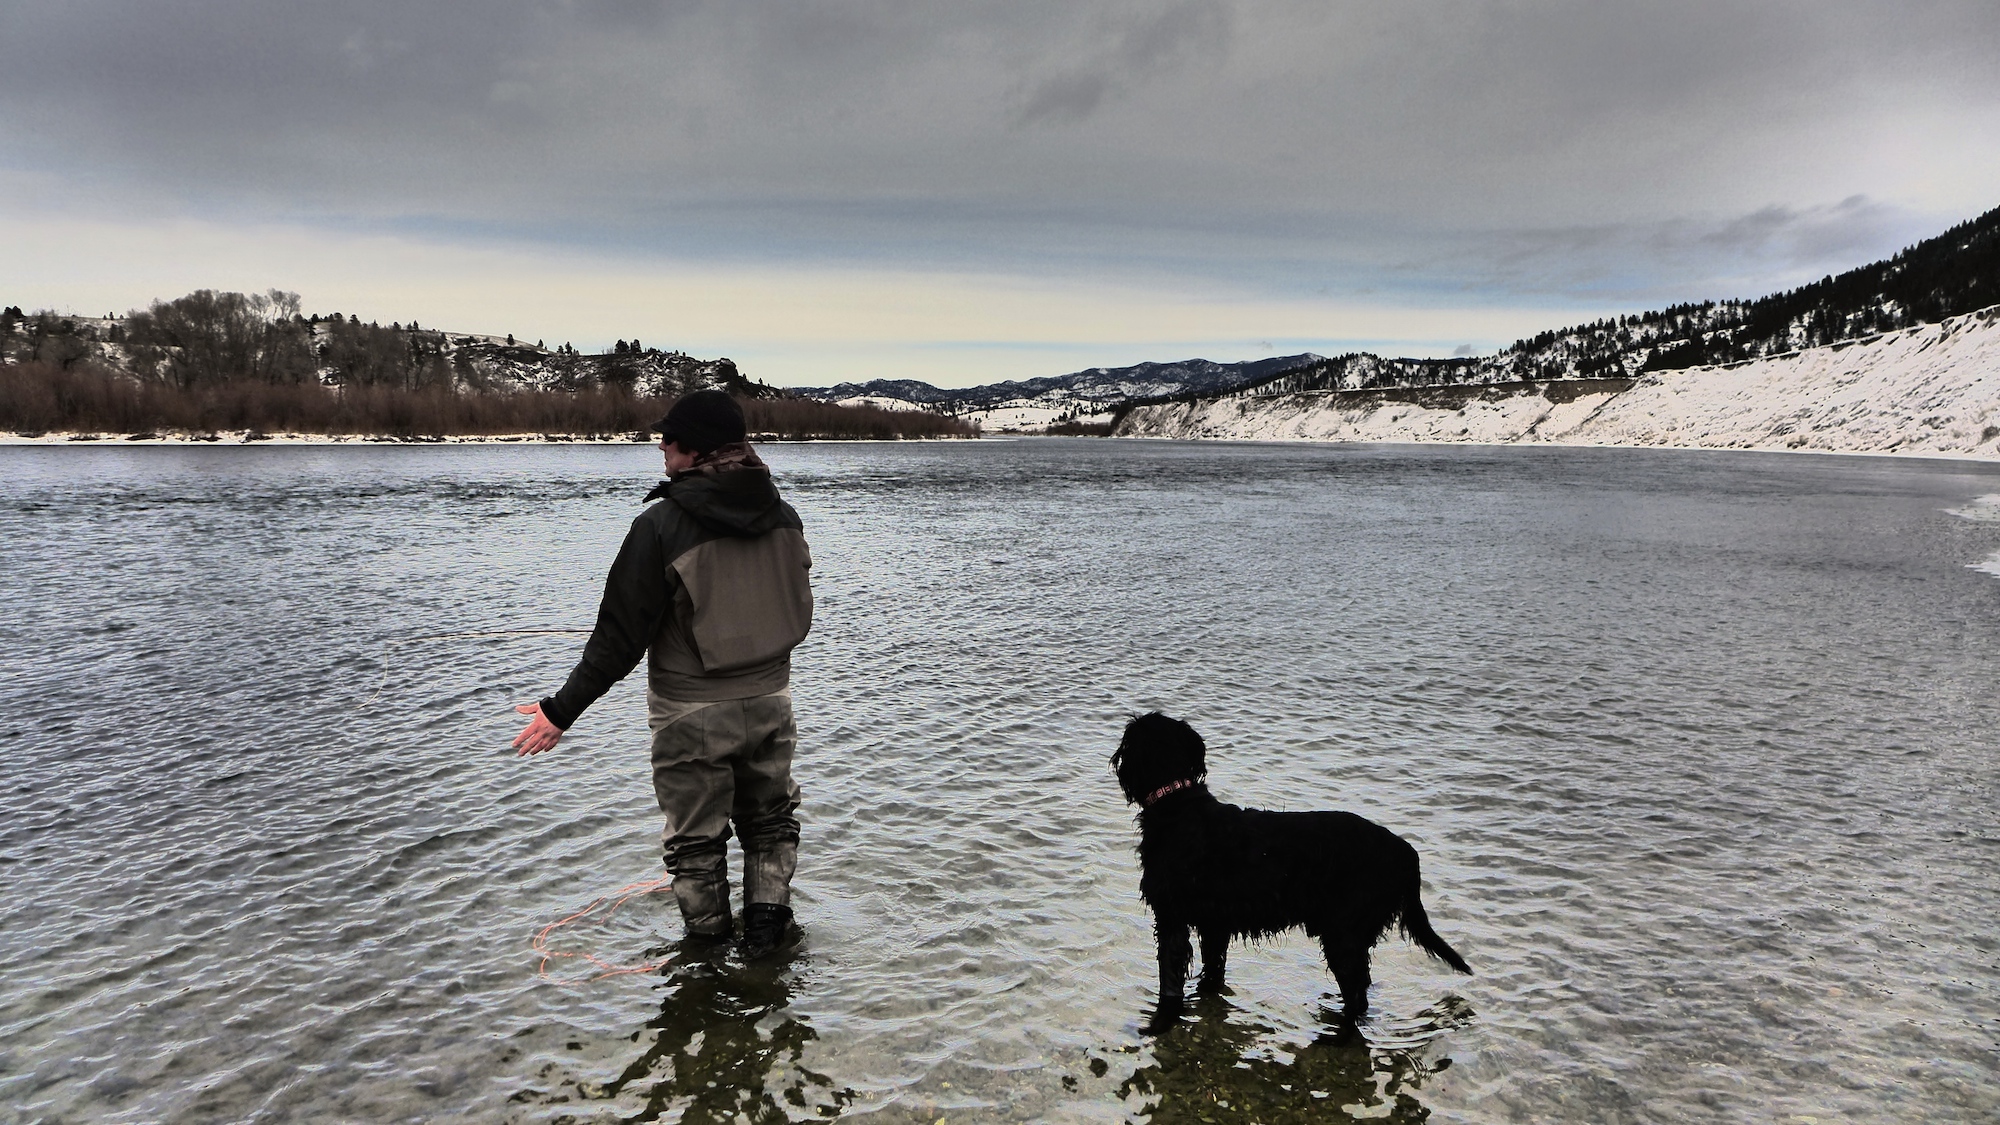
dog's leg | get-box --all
[1196,927,1229,994]
[1145,917,1193,1033]
[1321,937,1372,1021]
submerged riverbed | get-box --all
[3,440,1998,1123]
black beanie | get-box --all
[651,390,746,454]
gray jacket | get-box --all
[540,464,812,729]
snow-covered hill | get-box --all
[1115,305,2000,459]
[792,354,1321,432]
[1190,205,2000,399]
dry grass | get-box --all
[0,363,977,440]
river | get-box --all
[3,439,1997,1123]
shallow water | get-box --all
[2,439,1997,1124]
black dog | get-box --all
[1112,712,1471,1030]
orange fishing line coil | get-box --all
[532,873,680,983]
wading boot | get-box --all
[740,903,795,960]
[739,835,797,959]
[671,868,733,947]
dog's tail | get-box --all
[1399,883,1472,975]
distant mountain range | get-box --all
[790,355,1324,430]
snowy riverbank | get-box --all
[1117,305,2000,460]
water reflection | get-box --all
[530,944,854,1124]
[1120,994,1472,1123]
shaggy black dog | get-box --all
[1112,712,1471,1031]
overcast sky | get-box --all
[4,1,1997,387]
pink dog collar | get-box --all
[1140,779,1197,807]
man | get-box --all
[512,390,814,958]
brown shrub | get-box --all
[0,363,977,440]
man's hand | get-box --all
[513,702,565,756]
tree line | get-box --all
[0,363,977,440]
[0,290,462,390]
[0,290,977,439]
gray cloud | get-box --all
[1389,196,1926,306]
[2,1,1996,307]
[567,0,688,32]
[1014,1,1230,126]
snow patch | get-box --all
[1942,494,2000,522]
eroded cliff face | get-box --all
[1116,306,2000,459]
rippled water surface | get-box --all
[4,440,1998,1124]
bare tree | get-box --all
[124,289,316,387]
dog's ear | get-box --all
[1112,712,1163,803]
[1111,714,1139,796]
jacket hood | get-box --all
[657,468,791,536]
